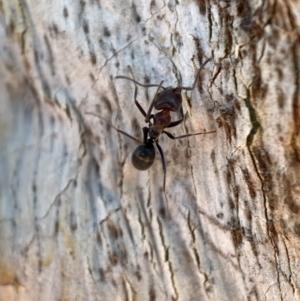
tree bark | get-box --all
[1,0,300,300]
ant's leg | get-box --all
[154,141,166,182]
[135,100,147,117]
[154,140,169,218]
[142,127,149,144]
[166,107,184,128]
[163,129,216,140]
[128,69,154,120]
[145,81,164,123]
[85,112,142,143]
[116,129,142,143]
[133,83,152,118]
[135,99,154,122]
[129,68,147,117]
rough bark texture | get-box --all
[1,0,300,300]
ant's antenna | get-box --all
[180,58,212,91]
[115,75,165,89]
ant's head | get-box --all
[132,141,155,170]
[155,87,182,112]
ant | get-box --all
[87,58,215,214]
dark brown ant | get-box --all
[115,58,215,186]
[87,58,215,214]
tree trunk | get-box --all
[1,0,300,300]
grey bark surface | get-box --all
[1,0,300,300]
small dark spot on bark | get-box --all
[65,75,71,85]
[95,136,100,144]
[99,38,104,47]
[234,99,241,112]
[119,244,128,263]
[225,94,234,102]
[144,75,150,84]
[101,95,112,114]
[217,213,224,219]
[94,160,101,175]
[205,285,213,293]
[65,104,71,120]
[103,26,110,37]
[7,19,15,34]
[253,147,274,200]
[80,0,86,12]
[226,169,232,185]
[90,52,97,65]
[115,62,119,68]
[279,218,287,231]
[89,73,95,81]
[63,7,68,18]
[237,1,245,16]
[267,28,280,49]
[231,227,243,248]
[244,203,252,223]
[131,118,141,138]
[252,71,268,100]
[52,23,58,36]
[210,150,215,163]
[242,168,256,198]
[286,199,299,214]
[216,105,237,143]
[149,287,156,301]
[56,196,61,207]
[294,222,300,238]
[38,258,42,273]
[34,49,39,64]
[43,82,51,101]
[197,0,206,15]
[109,252,118,265]
[240,15,252,32]
[240,48,248,58]
[99,268,105,281]
[96,231,102,245]
[233,185,239,200]
[276,66,283,81]
[111,279,118,287]
[237,1,262,38]
[70,217,77,231]
[107,221,120,239]
[267,222,279,254]
[192,36,205,70]
[135,270,142,281]
[159,207,166,218]
[83,21,89,34]
[228,196,235,210]
[85,126,93,139]
[55,219,59,234]
[131,3,141,23]
[119,227,123,237]
[276,88,285,108]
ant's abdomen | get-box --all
[132,143,155,170]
